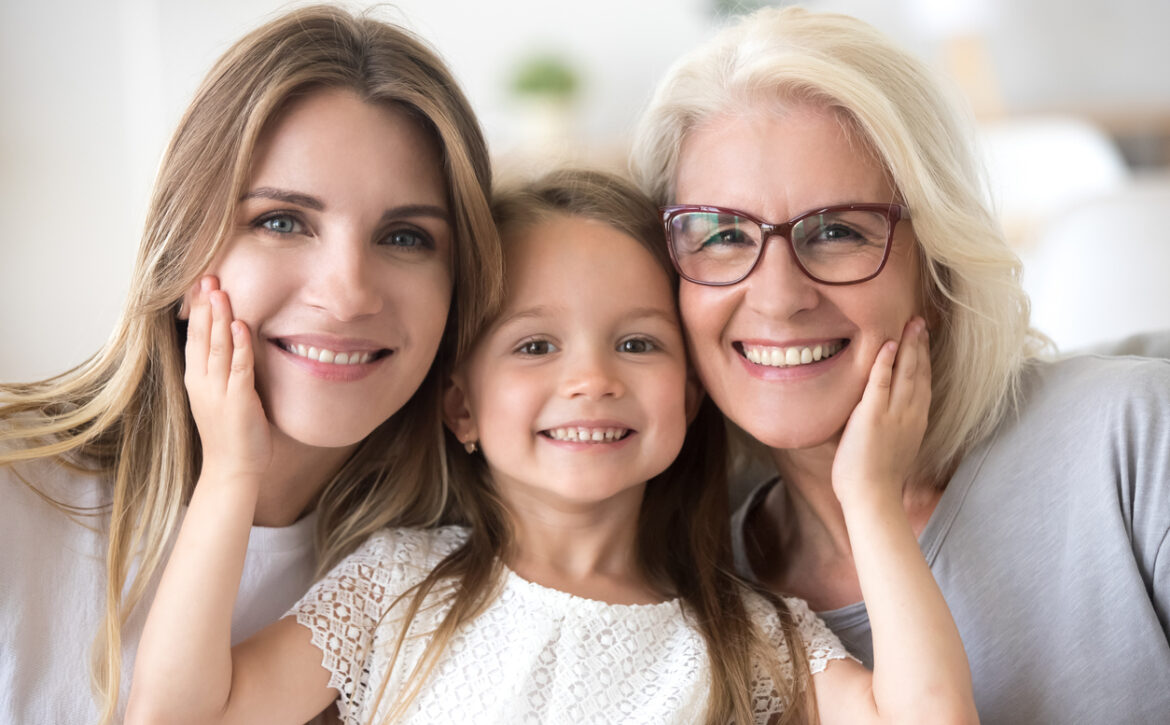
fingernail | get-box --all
[201,276,214,292]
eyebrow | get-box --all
[242,187,323,210]
[494,305,679,329]
[241,187,451,225]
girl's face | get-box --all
[447,215,692,508]
[201,88,453,449]
[674,104,922,453]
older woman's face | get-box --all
[674,104,921,451]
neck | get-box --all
[250,427,356,527]
[747,440,945,609]
[499,481,660,605]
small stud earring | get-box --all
[464,440,478,454]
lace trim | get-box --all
[291,527,850,722]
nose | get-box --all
[559,347,625,400]
[742,233,821,317]
[306,233,384,320]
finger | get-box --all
[889,318,923,409]
[206,289,235,384]
[184,278,216,378]
[916,322,932,408]
[860,340,898,413]
[228,320,256,393]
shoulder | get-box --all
[742,590,851,675]
[296,526,467,613]
[343,525,468,576]
[1014,354,1170,430]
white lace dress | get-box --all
[291,527,848,724]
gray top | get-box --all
[732,354,1170,724]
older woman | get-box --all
[632,7,1170,723]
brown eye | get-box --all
[618,338,655,354]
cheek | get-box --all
[203,246,288,327]
[398,263,455,343]
[679,284,730,346]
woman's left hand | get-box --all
[831,316,931,506]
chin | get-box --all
[266,400,396,449]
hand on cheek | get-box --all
[184,275,273,483]
[830,317,931,506]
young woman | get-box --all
[0,7,501,723]
[631,7,1170,722]
[126,169,975,724]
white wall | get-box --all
[3,0,1169,379]
[0,0,711,380]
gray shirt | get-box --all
[732,355,1170,724]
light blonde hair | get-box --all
[630,6,1047,485]
[364,169,814,724]
[0,6,502,722]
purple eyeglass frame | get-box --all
[660,202,910,287]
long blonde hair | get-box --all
[0,6,502,722]
[630,6,1048,485]
[364,169,814,724]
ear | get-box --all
[684,366,706,425]
[442,370,478,445]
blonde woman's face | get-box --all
[202,88,453,449]
[674,105,921,453]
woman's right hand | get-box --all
[184,275,272,481]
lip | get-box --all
[538,419,637,451]
[270,333,392,354]
[269,338,392,382]
[733,338,850,380]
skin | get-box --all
[128,199,972,722]
[126,87,458,722]
[674,104,942,609]
[187,87,454,526]
[674,103,976,723]
[445,215,693,604]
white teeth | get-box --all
[743,341,844,368]
[545,427,629,442]
[283,342,377,365]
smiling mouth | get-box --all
[737,340,847,368]
[541,427,632,443]
[274,340,392,366]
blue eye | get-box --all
[618,338,656,354]
[516,339,556,355]
[382,228,434,250]
[257,214,303,234]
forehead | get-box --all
[675,103,896,219]
[499,214,675,312]
[248,87,446,204]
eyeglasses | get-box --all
[661,203,909,286]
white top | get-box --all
[0,449,318,724]
[292,526,848,724]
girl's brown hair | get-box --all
[0,6,502,722]
[366,169,815,724]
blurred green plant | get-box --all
[509,53,580,101]
[712,0,776,17]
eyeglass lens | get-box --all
[669,209,891,284]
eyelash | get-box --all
[618,337,659,354]
[251,213,437,252]
[254,212,306,236]
[379,226,436,251]
[514,338,556,356]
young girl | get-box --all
[127,170,974,724]
[0,7,500,723]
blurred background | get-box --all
[3,0,1169,380]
